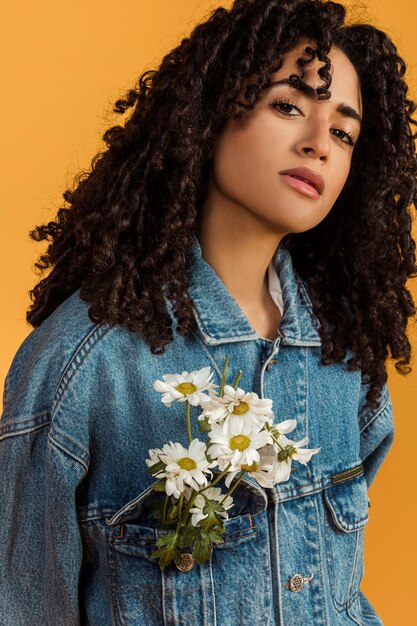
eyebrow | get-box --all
[266,78,362,126]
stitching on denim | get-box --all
[323,487,369,530]
[347,526,361,605]
[273,468,367,504]
[324,505,338,603]
[48,424,89,469]
[80,509,123,522]
[161,562,168,626]
[170,561,176,625]
[191,331,223,380]
[0,419,51,442]
[346,591,366,626]
[324,510,365,611]
[52,323,111,412]
[359,397,390,434]
[222,528,257,543]
[192,302,257,343]
[258,516,273,626]
[274,498,285,626]
[48,432,89,472]
[202,547,209,626]
[313,496,331,626]
[106,526,126,626]
[208,550,217,626]
[0,408,50,427]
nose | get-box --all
[295,120,331,160]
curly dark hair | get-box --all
[26,0,417,411]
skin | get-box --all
[196,39,363,340]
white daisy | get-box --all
[265,418,298,451]
[145,447,164,468]
[259,433,321,485]
[155,438,216,499]
[189,486,234,527]
[276,433,321,466]
[262,456,294,484]
[153,366,218,407]
[198,384,273,430]
[224,444,278,489]
[207,419,271,470]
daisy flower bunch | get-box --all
[145,356,320,570]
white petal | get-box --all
[275,419,297,433]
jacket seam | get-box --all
[359,396,390,434]
[0,418,51,442]
[51,322,112,414]
[47,434,90,473]
[48,431,90,472]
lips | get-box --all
[279,167,324,195]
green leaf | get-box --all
[198,499,226,531]
[192,534,212,564]
[177,525,198,549]
[151,478,167,491]
[166,502,180,522]
[151,531,182,570]
[198,417,212,433]
[206,526,225,545]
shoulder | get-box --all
[1,289,143,424]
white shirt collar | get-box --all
[267,260,284,315]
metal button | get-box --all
[285,572,314,592]
[175,552,195,572]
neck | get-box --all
[196,196,285,310]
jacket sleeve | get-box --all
[358,380,395,490]
[0,411,87,626]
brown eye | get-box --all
[332,128,356,146]
[269,99,301,116]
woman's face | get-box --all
[208,39,362,234]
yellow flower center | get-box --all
[229,434,251,451]
[232,401,249,415]
[241,461,258,473]
[176,382,197,395]
[178,457,197,471]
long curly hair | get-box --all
[26,0,417,411]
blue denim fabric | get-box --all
[0,234,395,626]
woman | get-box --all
[1,0,416,624]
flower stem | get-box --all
[232,370,243,389]
[220,470,246,505]
[162,495,169,527]
[199,462,233,492]
[220,355,229,397]
[177,490,198,528]
[185,400,192,443]
[264,422,285,450]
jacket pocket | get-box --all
[105,486,165,626]
[322,470,369,610]
[105,477,272,626]
[210,478,273,626]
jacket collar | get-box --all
[187,234,321,346]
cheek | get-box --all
[212,124,277,194]
[212,133,253,194]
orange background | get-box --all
[1,1,416,623]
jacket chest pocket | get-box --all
[322,470,369,610]
[105,478,273,626]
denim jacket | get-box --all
[0,234,395,626]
